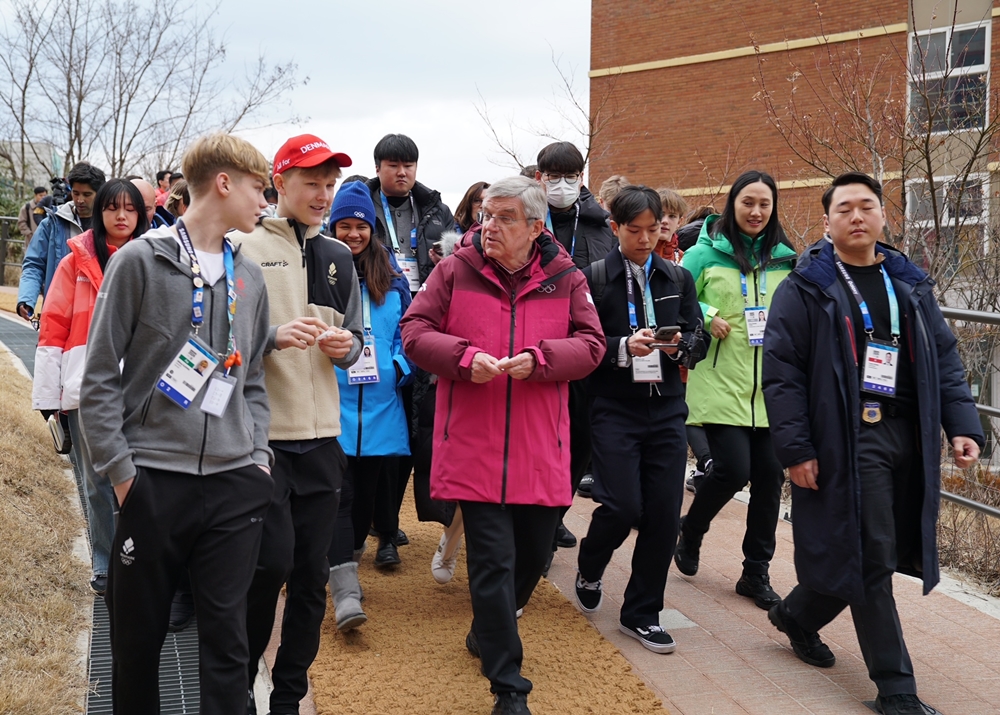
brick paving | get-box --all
[549,489,1000,715]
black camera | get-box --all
[670,319,708,369]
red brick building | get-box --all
[589,0,998,248]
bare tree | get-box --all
[0,0,303,189]
[474,50,641,173]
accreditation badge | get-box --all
[348,336,380,385]
[396,251,421,293]
[744,306,768,347]
[862,401,882,424]
[156,335,219,409]
[631,352,663,383]
[862,340,899,395]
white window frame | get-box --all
[905,172,990,275]
[908,20,991,135]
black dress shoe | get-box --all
[768,602,836,667]
[395,528,409,546]
[465,629,480,658]
[735,572,781,610]
[673,526,701,576]
[374,538,401,568]
[875,693,938,714]
[540,549,554,578]
[492,692,531,715]
[555,522,577,548]
[576,473,594,498]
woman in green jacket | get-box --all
[674,170,797,610]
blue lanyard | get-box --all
[176,219,239,373]
[834,257,900,342]
[740,267,767,305]
[544,202,581,257]
[625,255,656,330]
[379,191,418,253]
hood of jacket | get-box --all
[455,229,577,288]
[66,230,107,287]
[574,186,609,226]
[54,200,83,229]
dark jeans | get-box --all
[245,439,345,714]
[328,458,356,567]
[681,424,784,575]
[108,464,273,715]
[578,396,688,626]
[461,500,561,695]
[784,413,920,696]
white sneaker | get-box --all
[431,533,462,584]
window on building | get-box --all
[906,175,987,277]
[909,22,989,133]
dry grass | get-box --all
[0,351,90,714]
[938,465,1000,597]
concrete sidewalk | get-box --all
[549,489,1000,715]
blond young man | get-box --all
[80,134,276,714]
[230,133,362,715]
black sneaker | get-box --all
[735,572,782,610]
[576,473,594,498]
[465,629,481,658]
[168,588,195,632]
[541,548,554,578]
[555,522,577,548]
[90,574,107,596]
[875,694,938,715]
[574,572,602,613]
[673,527,700,576]
[492,691,531,715]
[395,528,409,546]
[767,603,836,668]
[619,623,676,654]
[374,538,401,568]
[685,470,704,494]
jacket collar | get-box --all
[55,200,82,229]
[795,237,929,292]
[455,230,576,297]
[554,186,608,226]
[604,245,674,281]
[67,230,108,285]
[256,215,321,244]
[696,214,797,265]
[365,178,442,211]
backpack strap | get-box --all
[589,258,607,306]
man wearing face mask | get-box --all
[534,141,616,560]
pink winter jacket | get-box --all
[400,233,605,507]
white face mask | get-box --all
[546,179,580,209]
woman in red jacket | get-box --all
[32,178,149,595]
[400,176,604,715]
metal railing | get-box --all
[939,305,1000,519]
[0,215,24,287]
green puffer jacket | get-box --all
[681,215,797,428]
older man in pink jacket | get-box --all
[401,176,604,715]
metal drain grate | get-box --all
[87,598,201,714]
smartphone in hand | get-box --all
[649,325,680,349]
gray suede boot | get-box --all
[329,561,368,631]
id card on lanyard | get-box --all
[158,219,241,414]
[834,257,900,396]
[626,257,662,383]
[741,271,767,347]
[347,285,380,385]
[381,191,421,293]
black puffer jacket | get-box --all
[366,178,455,288]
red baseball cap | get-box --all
[272,134,352,176]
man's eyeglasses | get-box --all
[478,211,536,227]
[542,172,581,186]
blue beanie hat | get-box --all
[330,181,377,231]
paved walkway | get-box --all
[550,490,1000,715]
[0,309,38,374]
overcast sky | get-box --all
[217,0,592,210]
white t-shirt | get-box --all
[173,235,225,286]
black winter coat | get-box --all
[366,179,455,287]
[584,248,708,399]
[762,239,984,603]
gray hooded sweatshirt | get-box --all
[80,227,273,486]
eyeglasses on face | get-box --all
[478,211,536,227]
[542,172,581,186]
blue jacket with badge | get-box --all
[337,248,415,456]
[762,239,984,603]
[17,201,83,310]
